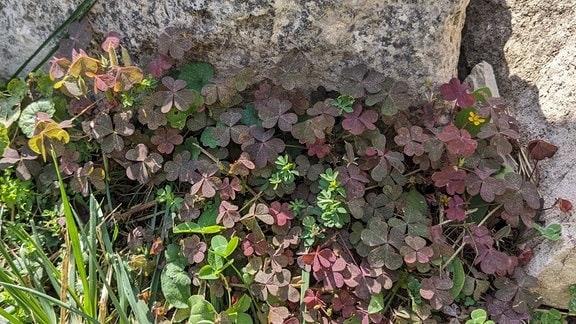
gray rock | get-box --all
[1,0,470,93]
[462,0,576,309]
[464,60,500,97]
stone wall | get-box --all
[461,0,576,308]
[1,0,469,93]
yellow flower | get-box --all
[440,195,451,207]
[468,111,486,126]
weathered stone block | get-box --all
[1,0,469,93]
[462,0,576,308]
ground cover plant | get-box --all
[0,21,573,323]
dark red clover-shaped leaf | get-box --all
[298,246,336,274]
[476,119,519,156]
[420,276,454,310]
[365,77,412,116]
[340,64,385,98]
[0,147,40,180]
[182,235,206,264]
[228,152,255,177]
[157,27,193,59]
[291,100,337,144]
[335,165,369,199]
[303,289,325,309]
[306,137,331,159]
[465,225,517,275]
[439,77,475,108]
[189,160,221,198]
[269,201,294,227]
[243,203,274,225]
[69,161,105,197]
[257,98,297,131]
[217,200,241,228]
[125,144,163,184]
[445,195,467,221]
[399,236,434,264]
[362,133,405,182]
[431,165,466,195]
[394,126,430,157]
[361,218,404,270]
[150,127,183,154]
[242,232,269,257]
[146,54,172,78]
[90,112,135,154]
[55,20,91,56]
[242,126,285,168]
[219,176,241,200]
[59,150,79,176]
[486,296,531,323]
[153,76,196,113]
[163,151,196,183]
[138,99,167,130]
[342,104,378,135]
[498,172,542,218]
[332,290,358,318]
[437,124,477,157]
[212,110,249,147]
[527,139,558,161]
[465,167,506,202]
[493,268,542,314]
[267,50,308,90]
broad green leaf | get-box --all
[0,124,8,156]
[240,103,261,127]
[0,97,21,128]
[198,265,219,280]
[236,313,253,324]
[198,203,219,227]
[178,62,215,92]
[18,100,55,138]
[210,235,228,255]
[161,262,191,308]
[233,294,252,313]
[472,87,492,101]
[404,188,428,216]
[188,295,217,323]
[224,236,239,257]
[173,222,225,234]
[449,258,466,298]
[200,127,219,148]
[7,78,27,98]
[368,293,384,314]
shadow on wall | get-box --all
[458,0,542,121]
[459,0,576,310]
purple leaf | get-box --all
[342,104,378,135]
[439,77,475,108]
[242,126,285,168]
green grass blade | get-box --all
[0,282,100,324]
[51,150,94,316]
[0,238,51,323]
[0,306,24,324]
[99,218,153,323]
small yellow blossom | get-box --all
[468,111,486,126]
[440,195,451,207]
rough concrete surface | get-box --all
[1,0,469,93]
[462,0,576,308]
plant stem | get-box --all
[444,203,503,269]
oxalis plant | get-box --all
[0,22,572,323]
